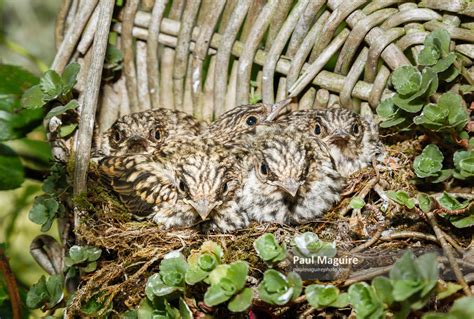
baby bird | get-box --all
[155,139,247,233]
[204,98,292,146]
[99,138,247,232]
[94,108,205,158]
[278,107,382,177]
[237,127,343,224]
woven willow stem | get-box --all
[73,0,115,198]
[116,14,394,103]
[122,0,140,113]
[147,0,168,109]
[52,0,98,73]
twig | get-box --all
[73,0,115,204]
[343,265,393,286]
[52,0,98,73]
[121,0,140,112]
[54,0,72,49]
[0,248,21,319]
[146,0,168,109]
[426,212,472,296]
[380,231,438,243]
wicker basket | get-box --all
[45,0,474,315]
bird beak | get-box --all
[265,97,293,121]
[127,136,148,153]
[276,179,302,197]
[331,130,350,146]
[190,199,217,220]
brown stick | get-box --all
[426,212,472,296]
[0,247,21,319]
[121,0,140,113]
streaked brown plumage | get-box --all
[94,108,205,158]
[237,127,343,224]
[277,106,383,177]
[99,137,247,232]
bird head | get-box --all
[253,128,309,198]
[101,111,167,156]
[206,98,292,143]
[175,144,239,221]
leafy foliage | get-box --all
[253,233,287,265]
[64,245,102,273]
[386,190,415,209]
[291,232,336,258]
[185,241,223,285]
[146,252,188,299]
[257,270,302,306]
[305,284,349,309]
[26,275,64,310]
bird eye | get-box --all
[260,163,269,175]
[222,182,229,194]
[352,123,360,135]
[246,116,258,126]
[179,180,187,192]
[314,123,322,135]
[112,131,122,143]
[151,128,161,142]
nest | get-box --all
[65,137,471,317]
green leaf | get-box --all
[227,261,248,291]
[418,45,440,66]
[198,253,217,272]
[287,272,303,300]
[449,211,474,228]
[21,85,44,109]
[380,116,407,128]
[292,232,336,258]
[0,64,39,110]
[348,282,385,319]
[40,70,63,101]
[438,192,469,210]
[185,265,209,285]
[423,296,474,319]
[146,274,177,298]
[178,297,193,319]
[436,282,462,300]
[441,93,468,131]
[85,246,102,262]
[258,270,294,306]
[426,29,451,56]
[26,276,48,309]
[372,276,394,305]
[69,245,87,263]
[254,233,287,263]
[417,193,433,213]
[453,150,474,178]
[0,144,24,190]
[392,94,425,113]
[0,108,44,141]
[431,52,456,73]
[26,275,64,309]
[45,100,79,120]
[227,288,253,312]
[59,123,78,137]
[387,191,415,209]
[61,62,80,92]
[390,252,422,301]
[28,196,59,232]
[416,253,438,297]
[391,66,421,96]
[349,197,365,209]
[204,283,233,306]
[413,144,444,178]
[305,284,340,308]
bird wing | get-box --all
[99,155,177,218]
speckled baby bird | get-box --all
[278,106,382,177]
[99,137,247,233]
[94,108,205,158]
[237,126,343,224]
